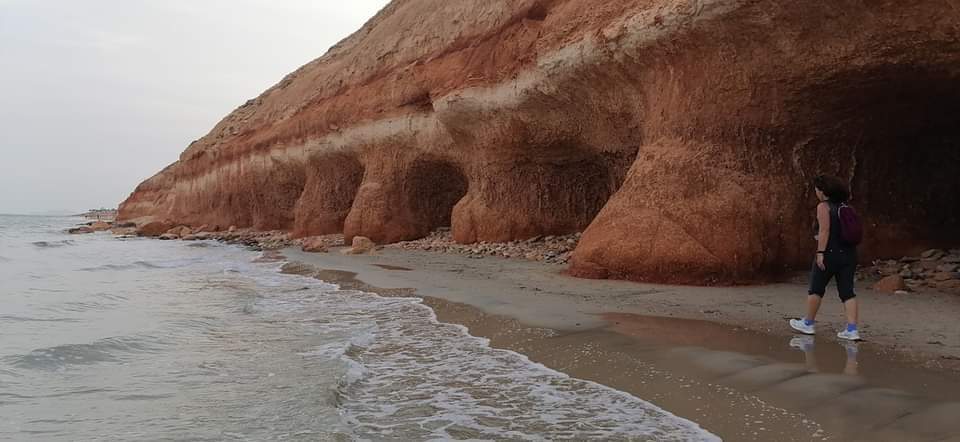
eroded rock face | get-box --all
[119,0,960,284]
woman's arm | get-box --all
[816,202,830,269]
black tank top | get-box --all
[815,202,853,252]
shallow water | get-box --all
[0,215,716,441]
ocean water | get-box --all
[0,215,717,441]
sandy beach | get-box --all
[281,246,960,442]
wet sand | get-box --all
[282,247,960,441]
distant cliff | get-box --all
[120,0,960,284]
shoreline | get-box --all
[278,246,960,441]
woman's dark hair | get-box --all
[813,175,850,203]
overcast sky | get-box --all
[0,0,388,214]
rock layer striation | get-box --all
[120,0,960,284]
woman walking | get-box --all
[790,175,861,341]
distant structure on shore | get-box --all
[78,208,117,221]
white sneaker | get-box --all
[837,329,862,341]
[790,318,815,335]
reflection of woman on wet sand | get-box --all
[789,336,860,375]
[790,175,861,341]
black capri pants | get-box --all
[808,249,858,302]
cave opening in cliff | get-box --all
[798,66,960,256]
[405,158,469,232]
[292,152,365,237]
[247,161,307,231]
[527,154,622,233]
[537,140,638,232]
[472,144,635,241]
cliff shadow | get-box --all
[789,65,960,258]
[404,157,469,233]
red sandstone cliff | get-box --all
[120,0,960,284]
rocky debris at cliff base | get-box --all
[67,220,115,234]
[859,249,960,295]
[202,229,298,251]
[111,227,137,236]
[123,224,302,251]
[164,226,192,238]
[300,235,344,253]
[387,229,581,265]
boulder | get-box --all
[301,237,329,253]
[111,227,137,236]
[138,221,174,237]
[932,272,960,282]
[90,221,112,232]
[68,226,94,234]
[921,249,946,261]
[158,233,179,240]
[937,263,960,273]
[872,276,908,293]
[341,236,376,255]
[166,226,192,238]
[935,279,960,292]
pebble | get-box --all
[386,229,580,265]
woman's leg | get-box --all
[806,295,823,321]
[836,254,862,340]
[806,260,830,321]
[843,298,859,326]
[838,254,859,326]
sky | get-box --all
[0,0,388,215]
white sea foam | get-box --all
[247,259,718,441]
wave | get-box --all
[46,300,112,313]
[2,335,168,371]
[0,388,115,401]
[31,240,75,248]
[77,259,203,272]
[78,261,160,272]
[0,315,82,323]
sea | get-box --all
[0,215,717,441]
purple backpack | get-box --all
[837,203,863,246]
